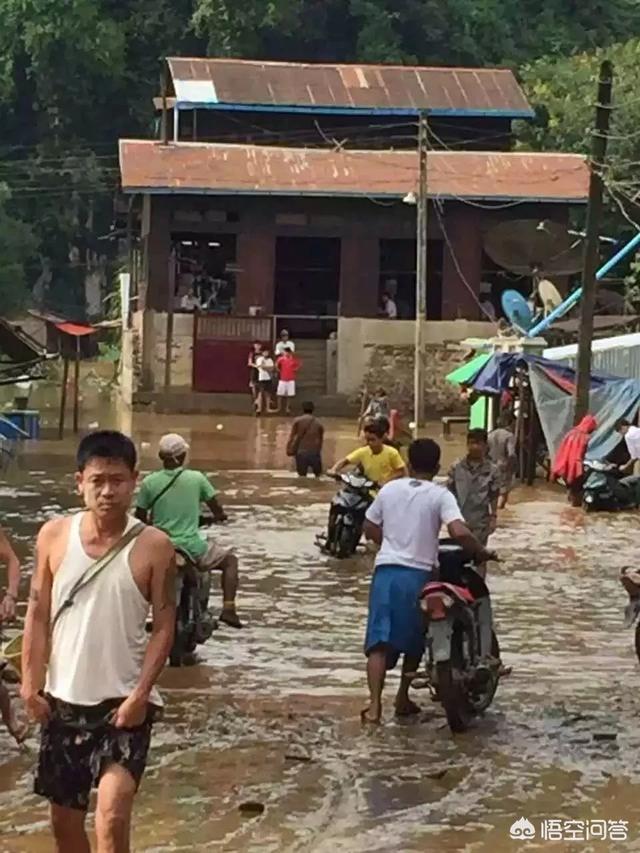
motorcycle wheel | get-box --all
[436,661,473,733]
[634,622,640,666]
[468,631,500,714]
[337,524,358,558]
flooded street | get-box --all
[2,412,640,851]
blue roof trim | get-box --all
[123,186,584,204]
[175,101,535,120]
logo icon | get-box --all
[510,818,536,840]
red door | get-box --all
[193,315,271,393]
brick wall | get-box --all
[361,343,468,416]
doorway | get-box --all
[274,236,340,321]
[379,239,443,319]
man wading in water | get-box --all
[21,431,176,853]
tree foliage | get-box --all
[0,0,640,316]
[518,39,640,229]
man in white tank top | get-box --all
[21,431,176,853]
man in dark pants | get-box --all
[21,431,176,853]
[287,402,324,478]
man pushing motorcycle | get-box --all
[361,438,496,724]
[136,434,243,629]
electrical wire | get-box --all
[432,199,496,322]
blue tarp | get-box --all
[469,353,640,459]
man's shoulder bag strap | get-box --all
[147,469,186,523]
[50,521,146,633]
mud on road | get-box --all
[2,414,640,851]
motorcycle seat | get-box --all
[420,581,475,604]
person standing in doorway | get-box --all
[380,292,398,320]
[21,431,176,853]
[287,401,324,477]
[137,433,243,629]
[275,329,296,357]
[254,347,276,415]
[276,347,301,415]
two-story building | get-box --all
[118,57,589,412]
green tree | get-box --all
[0,184,37,315]
[518,39,640,228]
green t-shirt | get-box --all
[137,467,216,560]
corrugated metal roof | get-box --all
[167,58,534,118]
[119,140,589,203]
[546,332,640,380]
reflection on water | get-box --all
[2,412,640,851]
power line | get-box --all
[432,199,496,321]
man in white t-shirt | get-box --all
[361,438,495,724]
[616,418,640,471]
[275,329,296,357]
[254,349,276,415]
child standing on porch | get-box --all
[276,347,301,415]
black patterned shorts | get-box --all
[35,696,155,812]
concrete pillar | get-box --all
[340,235,379,317]
[235,231,275,314]
[441,205,483,320]
[141,196,171,312]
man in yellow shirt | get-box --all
[329,420,406,487]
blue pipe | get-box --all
[527,230,640,338]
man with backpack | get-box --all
[136,433,243,629]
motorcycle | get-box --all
[411,541,501,733]
[620,567,640,665]
[317,471,376,558]
[168,547,218,667]
[162,513,222,667]
[582,459,640,512]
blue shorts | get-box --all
[364,564,432,669]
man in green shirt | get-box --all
[136,433,242,628]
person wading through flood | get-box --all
[361,439,495,724]
[488,415,517,509]
[0,525,26,742]
[552,415,598,505]
[447,428,500,578]
[286,401,324,477]
[136,433,243,629]
[21,431,176,853]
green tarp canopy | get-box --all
[446,352,492,430]
[445,352,492,386]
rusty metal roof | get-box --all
[119,140,589,203]
[167,58,534,118]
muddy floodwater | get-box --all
[2,412,640,851]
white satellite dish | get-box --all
[538,279,563,316]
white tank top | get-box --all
[46,513,163,707]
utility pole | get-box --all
[574,60,613,423]
[414,111,428,438]
[160,62,169,146]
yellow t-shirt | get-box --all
[346,445,405,487]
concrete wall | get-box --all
[337,317,496,395]
[121,309,193,406]
[152,312,194,390]
[337,317,498,415]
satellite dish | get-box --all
[538,279,563,316]
[484,220,583,277]
[502,290,533,333]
